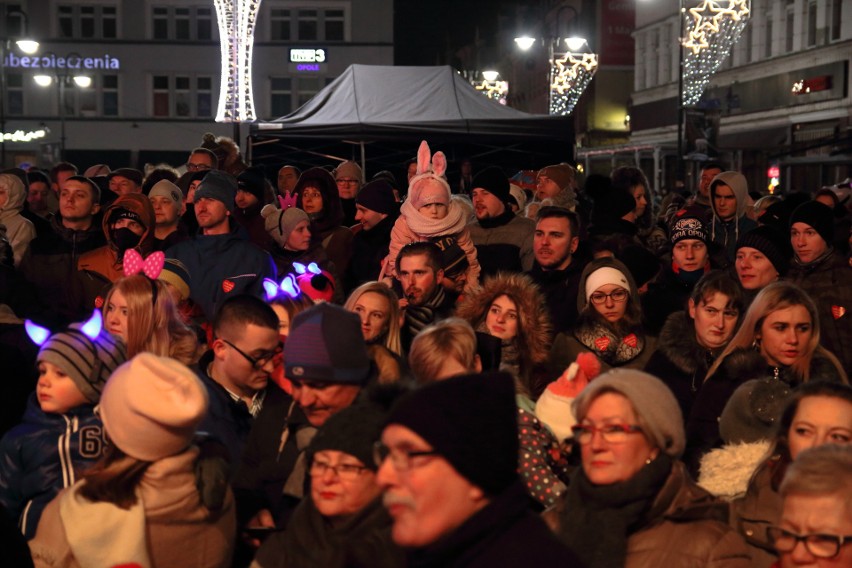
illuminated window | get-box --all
[57,4,118,39]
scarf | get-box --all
[560,454,673,568]
[400,199,467,237]
[58,482,151,568]
[574,321,644,366]
[791,246,834,270]
[475,320,521,379]
[405,286,447,337]
[671,260,709,286]
[476,207,515,229]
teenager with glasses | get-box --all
[196,295,283,469]
[549,257,654,374]
[545,369,750,567]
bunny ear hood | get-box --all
[407,140,452,207]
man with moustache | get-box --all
[467,167,535,276]
[233,303,372,538]
[376,372,582,566]
[396,242,457,351]
[527,206,586,333]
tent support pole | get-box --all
[360,141,366,176]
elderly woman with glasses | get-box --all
[251,395,405,568]
[771,444,852,567]
[549,257,654,374]
[544,369,750,567]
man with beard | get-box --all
[396,242,457,351]
[467,167,535,276]
[167,170,275,321]
[527,206,587,333]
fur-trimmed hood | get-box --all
[697,439,770,501]
[101,193,156,256]
[657,311,709,375]
[455,271,552,366]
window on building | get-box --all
[765,16,773,58]
[270,77,292,116]
[4,4,25,37]
[152,74,214,118]
[297,77,321,106]
[6,73,23,116]
[58,4,117,39]
[743,20,753,63]
[150,5,216,41]
[634,31,646,91]
[103,75,119,116]
[830,0,842,41]
[269,5,348,41]
[785,8,794,52]
[805,2,816,46]
[646,28,658,88]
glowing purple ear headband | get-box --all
[263,274,301,301]
[293,262,321,276]
[25,311,103,346]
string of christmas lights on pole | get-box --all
[549,49,598,115]
[681,0,750,106]
[213,0,261,122]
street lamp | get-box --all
[33,53,92,161]
[0,8,39,166]
[514,4,598,116]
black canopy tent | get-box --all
[248,64,574,178]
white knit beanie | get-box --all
[584,266,631,303]
[99,353,208,461]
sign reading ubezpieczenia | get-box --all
[3,53,121,70]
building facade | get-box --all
[1,0,393,170]
[583,0,852,197]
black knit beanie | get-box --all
[385,372,519,495]
[790,200,834,247]
[471,167,511,203]
[736,225,791,276]
[309,399,389,471]
[237,166,268,202]
[356,180,397,215]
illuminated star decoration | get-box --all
[681,0,751,106]
[549,51,598,116]
[474,79,509,105]
[213,0,261,122]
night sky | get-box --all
[394,0,505,66]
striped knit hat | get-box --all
[37,322,128,404]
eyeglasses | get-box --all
[221,339,282,370]
[185,162,212,172]
[373,441,439,472]
[336,178,359,185]
[310,459,369,480]
[767,526,852,559]
[589,289,629,305]
[571,423,644,445]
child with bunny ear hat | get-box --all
[381,140,481,291]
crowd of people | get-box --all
[0,132,851,567]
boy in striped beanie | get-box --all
[0,314,127,538]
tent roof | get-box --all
[252,64,571,141]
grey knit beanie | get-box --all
[262,204,309,248]
[719,379,792,444]
[38,320,129,404]
[573,369,686,457]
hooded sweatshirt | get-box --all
[78,193,156,283]
[709,172,756,262]
[0,173,36,266]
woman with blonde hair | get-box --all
[343,281,402,357]
[685,281,847,472]
[103,274,200,365]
